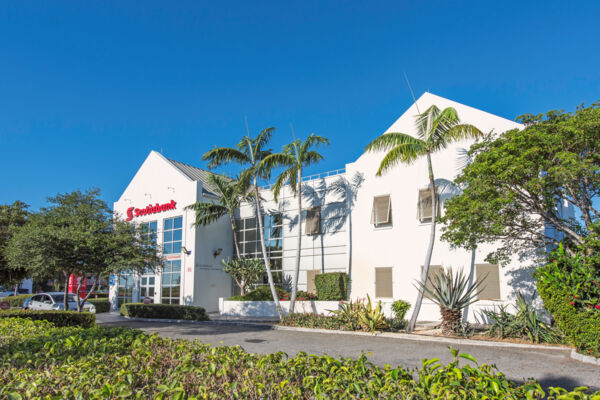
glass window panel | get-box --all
[245,217,256,229]
[172,242,182,254]
[149,288,154,297]
[172,273,181,285]
[161,298,170,304]
[245,241,256,254]
[163,274,171,285]
[172,260,181,270]
[141,277,147,285]
[140,288,146,297]
[163,243,173,254]
[173,229,182,241]
[245,229,257,242]
[174,217,182,229]
[270,226,282,239]
[150,221,157,231]
[171,286,180,298]
[272,213,282,226]
[164,218,173,230]
[163,231,173,242]
[162,287,171,298]
[149,277,155,285]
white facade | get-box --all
[112,92,572,321]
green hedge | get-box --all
[0,310,96,328]
[87,298,110,313]
[229,286,288,301]
[315,272,348,300]
[538,285,600,357]
[120,303,209,321]
[1,318,598,399]
[0,293,34,308]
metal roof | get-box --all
[166,158,224,197]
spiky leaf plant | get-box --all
[416,268,486,334]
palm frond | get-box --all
[375,143,426,175]
[254,127,276,156]
[202,147,249,169]
[259,153,296,177]
[415,105,442,139]
[271,167,298,201]
[301,134,329,153]
[365,132,425,153]
[184,202,228,226]
[443,123,484,142]
[302,150,324,167]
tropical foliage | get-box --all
[261,133,329,313]
[0,201,29,293]
[442,103,600,264]
[119,303,209,321]
[202,127,284,317]
[314,272,348,301]
[221,257,265,295]
[3,318,598,399]
[0,310,96,328]
[365,104,483,332]
[416,268,485,334]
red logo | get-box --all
[125,200,177,221]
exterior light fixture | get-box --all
[213,248,223,258]
[181,246,191,255]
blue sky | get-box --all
[1,1,599,209]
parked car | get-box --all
[25,292,96,313]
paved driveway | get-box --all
[97,314,600,391]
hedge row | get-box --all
[87,298,110,313]
[120,303,209,321]
[1,318,598,399]
[0,310,96,328]
[0,293,34,307]
[538,285,600,357]
[315,272,348,300]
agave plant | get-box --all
[416,268,486,334]
[358,295,389,333]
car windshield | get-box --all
[50,294,77,303]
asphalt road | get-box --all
[96,314,600,392]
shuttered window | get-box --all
[305,206,321,235]
[371,195,392,226]
[375,267,393,298]
[421,265,443,300]
[476,264,501,300]
[306,270,320,294]
[418,188,440,223]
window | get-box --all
[161,259,181,304]
[163,217,182,254]
[371,195,391,227]
[140,275,155,299]
[141,221,158,245]
[418,188,440,223]
[421,265,443,300]
[306,270,320,294]
[476,264,501,300]
[118,271,135,304]
[305,206,321,235]
[375,267,393,298]
[236,213,283,286]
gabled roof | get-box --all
[166,158,223,197]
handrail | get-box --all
[261,168,346,190]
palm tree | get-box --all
[365,105,483,333]
[184,174,252,257]
[202,127,284,318]
[261,134,329,313]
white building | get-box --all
[111,92,572,320]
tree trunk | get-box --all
[254,179,283,318]
[408,152,437,333]
[13,284,18,296]
[440,306,461,335]
[290,170,302,313]
[78,276,97,312]
[230,212,241,258]
[63,273,69,311]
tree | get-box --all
[222,257,266,294]
[365,105,483,333]
[185,174,253,257]
[6,189,161,311]
[442,103,600,264]
[202,127,284,318]
[0,201,30,295]
[261,133,329,312]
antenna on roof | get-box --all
[403,71,421,114]
[290,122,296,140]
[244,116,251,136]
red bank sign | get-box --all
[126,200,177,221]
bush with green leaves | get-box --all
[536,240,600,357]
[0,293,33,308]
[120,303,209,321]
[1,318,598,399]
[391,299,411,321]
[222,257,266,295]
[314,272,348,301]
[0,309,95,327]
[87,298,110,313]
[228,285,288,301]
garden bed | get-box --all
[2,317,597,399]
[219,298,342,317]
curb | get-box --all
[272,325,571,352]
[570,349,600,366]
[122,316,277,327]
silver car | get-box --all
[26,292,96,313]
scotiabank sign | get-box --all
[126,200,177,221]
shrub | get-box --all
[295,290,318,301]
[87,298,110,313]
[314,272,348,301]
[0,309,96,328]
[280,313,353,331]
[391,299,411,321]
[1,318,598,399]
[119,303,209,321]
[0,293,34,308]
[228,285,288,301]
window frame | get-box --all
[371,195,392,227]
